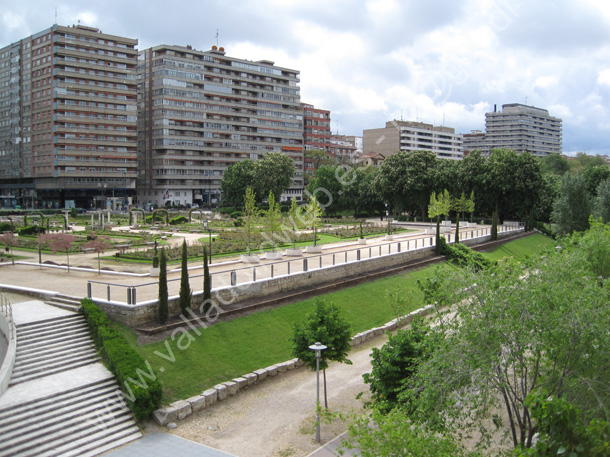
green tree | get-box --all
[287,197,302,249]
[304,149,334,185]
[254,151,295,202]
[220,159,256,207]
[551,173,592,235]
[540,153,569,176]
[82,235,112,275]
[290,299,352,408]
[202,246,211,312]
[157,249,168,324]
[243,187,259,255]
[178,239,191,314]
[582,165,610,196]
[428,189,452,254]
[593,178,610,223]
[262,191,283,251]
[453,191,475,243]
[404,245,610,450]
[304,195,323,246]
[306,165,344,215]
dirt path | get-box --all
[141,335,388,457]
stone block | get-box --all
[294,359,304,368]
[266,365,278,377]
[223,381,238,396]
[254,368,268,381]
[169,400,192,420]
[186,395,206,413]
[276,363,287,373]
[283,360,296,370]
[243,373,257,385]
[153,407,178,426]
[202,389,218,407]
[232,377,248,389]
[214,384,228,401]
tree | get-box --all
[262,191,282,251]
[490,210,498,241]
[428,189,452,254]
[362,321,435,413]
[202,246,211,311]
[158,249,169,324]
[254,151,295,202]
[304,149,334,185]
[303,195,323,246]
[540,153,569,176]
[178,239,191,314]
[404,244,610,450]
[551,173,592,235]
[582,165,610,196]
[82,235,112,274]
[290,299,352,408]
[287,197,302,249]
[0,232,18,265]
[453,191,475,243]
[242,187,259,255]
[38,233,76,272]
[220,159,256,207]
[306,165,344,215]
[593,178,610,223]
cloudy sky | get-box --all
[2,0,610,155]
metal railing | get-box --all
[86,223,523,306]
[0,293,14,341]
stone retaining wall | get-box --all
[0,304,17,395]
[152,303,436,426]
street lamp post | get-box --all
[34,219,41,267]
[309,342,327,444]
[204,219,212,264]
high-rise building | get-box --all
[485,103,562,156]
[462,130,489,156]
[302,103,331,175]
[363,120,463,160]
[0,24,138,209]
[329,134,358,163]
[137,45,303,207]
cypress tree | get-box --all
[178,239,191,314]
[203,246,211,312]
[491,210,498,241]
[158,249,169,324]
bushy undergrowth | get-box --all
[438,237,495,271]
[81,299,162,420]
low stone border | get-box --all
[152,303,436,426]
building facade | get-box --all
[329,134,358,163]
[485,103,562,156]
[363,120,463,160]
[0,24,138,209]
[137,45,303,208]
[462,130,489,156]
[302,103,331,175]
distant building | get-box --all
[329,134,359,163]
[485,103,562,156]
[462,130,489,156]
[137,45,304,207]
[302,103,331,174]
[0,24,138,209]
[363,120,463,160]
[357,152,385,167]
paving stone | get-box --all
[276,362,287,373]
[202,388,217,407]
[223,381,238,396]
[214,384,227,400]
[186,395,206,413]
[232,377,248,389]
[169,400,192,420]
[266,365,278,376]
[253,368,267,381]
[153,406,178,426]
[243,373,257,385]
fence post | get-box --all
[132,287,136,305]
[127,287,132,305]
[319,256,322,268]
[231,271,236,285]
[87,282,92,298]
[369,247,371,258]
[271,264,274,278]
[253,268,256,282]
[333,254,335,265]
[287,262,290,275]
[345,251,347,263]
[107,285,110,301]
[430,237,433,246]
[357,250,361,261]
[379,246,381,256]
[398,242,401,252]
[303,258,308,272]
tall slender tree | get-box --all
[428,189,452,254]
[158,249,169,324]
[178,239,191,314]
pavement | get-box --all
[103,434,238,457]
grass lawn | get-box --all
[116,232,553,403]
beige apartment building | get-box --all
[0,24,138,209]
[136,45,304,208]
[363,120,463,160]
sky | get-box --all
[2,0,610,155]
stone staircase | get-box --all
[44,294,82,313]
[0,376,141,457]
[0,311,142,456]
[11,314,98,385]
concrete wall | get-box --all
[94,228,523,326]
[0,307,17,396]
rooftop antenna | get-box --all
[55,6,57,24]
[442,112,445,126]
[335,120,339,135]
[400,110,403,121]
[215,29,219,47]
[416,107,419,122]
[525,96,528,105]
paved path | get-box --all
[103,434,237,457]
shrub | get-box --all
[439,237,495,271]
[18,225,46,236]
[0,222,13,232]
[230,210,242,219]
[81,299,162,420]
[169,216,188,225]
[233,217,244,227]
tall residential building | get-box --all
[485,103,562,156]
[137,45,303,207]
[0,24,138,209]
[363,120,463,160]
[462,130,489,156]
[302,103,330,174]
[329,134,358,163]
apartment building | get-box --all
[0,24,138,209]
[485,103,562,156]
[329,134,358,163]
[462,130,489,156]
[363,120,463,160]
[137,45,303,207]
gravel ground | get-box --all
[141,335,386,457]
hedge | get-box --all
[439,237,495,272]
[81,299,162,420]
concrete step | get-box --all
[13,344,97,372]
[14,334,93,359]
[0,377,117,423]
[10,355,100,386]
[15,314,82,330]
[16,327,91,349]
[74,431,142,457]
[1,391,131,451]
[45,299,82,313]
[17,319,88,339]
